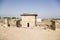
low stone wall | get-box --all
[55,20,60,29]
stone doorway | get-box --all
[27,23,29,27]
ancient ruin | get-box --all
[0,13,60,30]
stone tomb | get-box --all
[21,13,37,28]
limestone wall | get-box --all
[8,19,21,27]
[0,19,8,27]
[8,19,16,27]
[55,20,60,29]
[0,18,21,27]
[21,16,36,28]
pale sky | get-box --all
[0,0,60,18]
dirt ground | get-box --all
[0,27,60,40]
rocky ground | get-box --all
[0,27,60,40]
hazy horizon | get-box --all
[0,0,60,18]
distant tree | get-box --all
[12,17,16,19]
[3,17,11,19]
[3,17,8,19]
[7,17,11,19]
[0,17,1,19]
